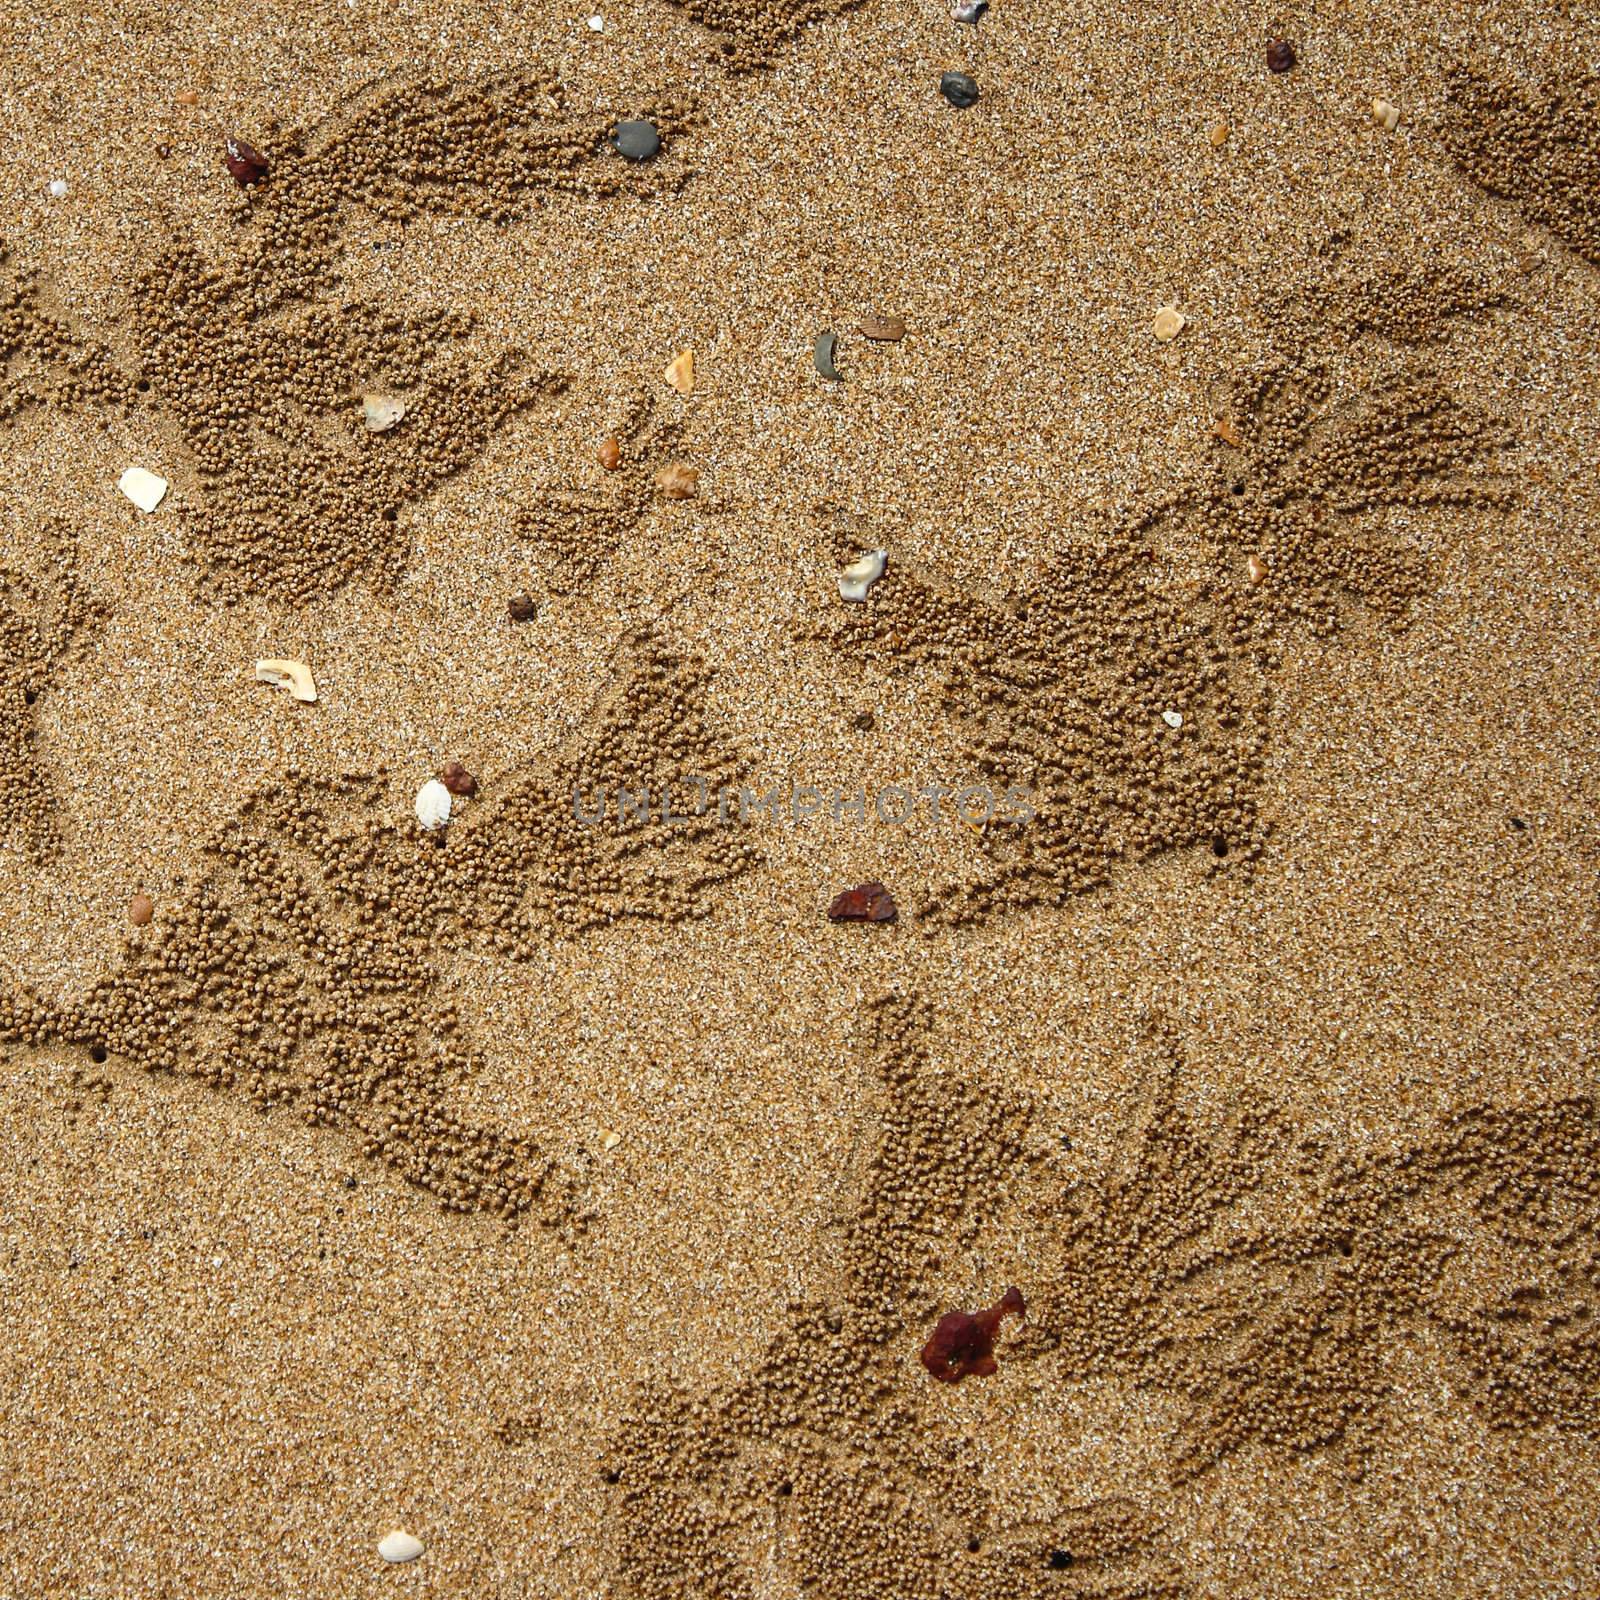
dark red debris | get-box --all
[920,1286,1025,1383]
[224,135,269,186]
[827,882,897,922]
[440,761,478,798]
[1265,38,1296,73]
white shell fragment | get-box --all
[118,467,169,513]
[48,179,68,199]
[255,659,318,703]
[362,395,406,433]
[586,13,605,28]
[415,779,452,833]
[1371,97,1401,132]
[1162,709,1184,729]
[378,1530,425,1564]
[838,550,887,603]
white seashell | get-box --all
[48,179,68,199]
[377,1530,425,1563]
[362,395,406,432]
[254,659,316,704]
[118,467,168,513]
[415,779,452,832]
[838,550,887,603]
[255,659,318,703]
[1162,709,1183,729]
[1371,98,1401,132]
[586,13,604,28]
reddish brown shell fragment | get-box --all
[858,314,907,342]
[827,882,897,922]
[224,134,268,186]
[440,761,478,797]
[920,1286,1025,1383]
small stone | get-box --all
[1247,552,1268,585]
[254,659,318,703]
[814,331,842,381]
[378,1531,424,1564]
[415,780,452,833]
[1209,121,1230,147]
[838,550,887,603]
[440,761,478,798]
[858,314,906,342]
[1266,38,1296,73]
[655,461,699,499]
[1371,97,1401,131]
[601,1129,622,1151]
[507,592,538,622]
[1162,709,1184,729]
[48,179,68,199]
[1152,306,1187,343]
[1212,417,1242,447]
[223,134,268,186]
[852,710,875,731]
[118,466,168,513]
[940,72,980,109]
[128,894,154,927]
[362,395,405,432]
[828,882,897,923]
[176,89,199,106]
[950,0,986,20]
[664,349,694,395]
[598,436,622,470]
[587,13,604,28]
[614,120,660,161]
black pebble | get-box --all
[614,120,661,161]
[941,71,980,109]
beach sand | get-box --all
[0,0,1598,1594]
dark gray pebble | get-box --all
[614,120,661,161]
[814,331,842,381]
[940,72,979,109]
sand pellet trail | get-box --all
[0,0,1597,1594]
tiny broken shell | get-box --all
[814,331,842,380]
[255,659,318,703]
[838,550,887,603]
[1371,97,1401,131]
[1152,305,1187,342]
[118,467,168,513]
[1212,417,1242,447]
[655,461,699,499]
[416,779,452,832]
[223,134,268,186]
[1209,121,1230,147]
[664,349,694,394]
[828,882,897,922]
[1247,552,1268,585]
[1162,709,1184,729]
[858,314,906,342]
[440,761,478,797]
[362,395,405,432]
[598,436,622,470]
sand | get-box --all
[0,0,1598,1594]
